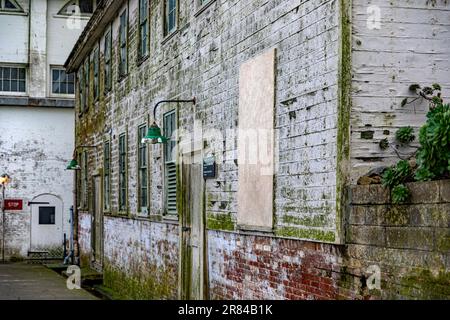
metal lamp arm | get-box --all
[152,98,196,120]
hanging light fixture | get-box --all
[142,98,196,145]
[142,122,169,144]
[66,145,99,170]
[66,159,81,171]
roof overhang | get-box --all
[64,0,126,73]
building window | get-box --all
[58,0,96,16]
[52,67,75,95]
[103,141,111,211]
[83,58,89,110]
[119,9,128,77]
[0,66,26,93]
[0,0,23,12]
[119,133,127,212]
[164,0,177,36]
[138,124,148,213]
[104,29,112,92]
[139,0,149,59]
[77,68,84,111]
[164,110,177,215]
[81,151,88,209]
[93,48,99,101]
[39,207,56,225]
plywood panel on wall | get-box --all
[237,48,276,231]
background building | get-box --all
[0,0,93,260]
[65,0,450,299]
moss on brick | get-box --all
[399,269,450,299]
[282,214,329,228]
[207,212,235,231]
[103,263,176,300]
[275,226,336,242]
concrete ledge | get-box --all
[0,96,74,108]
[351,180,450,205]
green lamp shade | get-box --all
[142,123,169,144]
[67,159,81,170]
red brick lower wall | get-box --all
[208,181,450,300]
[208,230,365,300]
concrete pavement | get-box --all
[0,263,98,300]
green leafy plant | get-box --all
[382,167,397,188]
[382,160,412,189]
[391,184,411,204]
[374,83,449,204]
[395,126,415,144]
[415,102,450,181]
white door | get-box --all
[30,194,63,251]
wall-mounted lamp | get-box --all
[142,98,196,145]
[0,174,10,186]
[66,145,99,170]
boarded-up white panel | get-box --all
[237,48,276,231]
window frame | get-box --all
[103,27,112,93]
[138,0,150,61]
[163,0,178,38]
[0,64,27,95]
[50,66,75,97]
[137,123,149,214]
[83,58,90,111]
[92,46,99,101]
[0,0,24,12]
[118,133,128,213]
[118,8,128,79]
[57,0,96,17]
[81,150,89,210]
[103,140,111,212]
[77,67,84,113]
[38,207,56,225]
[163,109,177,216]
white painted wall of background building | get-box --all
[0,107,74,256]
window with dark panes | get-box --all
[0,66,26,93]
[78,68,84,111]
[81,150,88,209]
[58,0,95,15]
[119,134,127,212]
[0,0,23,11]
[103,141,111,211]
[83,59,89,110]
[104,29,112,92]
[164,110,177,215]
[93,48,99,100]
[139,0,149,58]
[52,68,75,95]
[164,0,177,36]
[119,9,128,77]
[39,207,56,225]
[138,124,148,213]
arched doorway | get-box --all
[30,194,64,255]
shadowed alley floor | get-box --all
[0,263,98,300]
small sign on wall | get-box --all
[203,155,216,179]
[3,199,23,211]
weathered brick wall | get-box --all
[350,0,450,182]
[102,216,179,299]
[76,0,342,243]
[208,180,450,300]
[73,0,342,298]
[0,212,30,259]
